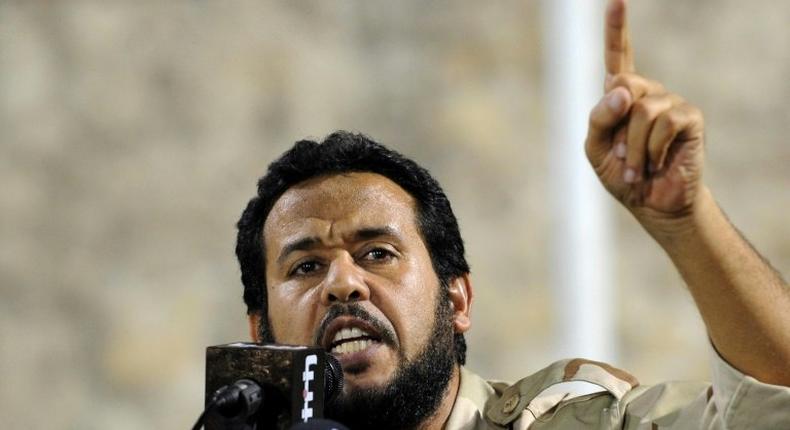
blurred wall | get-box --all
[1,1,788,428]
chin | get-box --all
[331,340,400,388]
[341,364,397,391]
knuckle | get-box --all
[635,96,671,120]
[631,100,653,119]
[615,73,666,97]
[686,103,704,122]
[611,73,640,93]
[610,72,632,85]
[660,112,680,134]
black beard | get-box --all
[323,290,456,430]
[257,289,458,430]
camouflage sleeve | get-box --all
[469,353,789,429]
[707,344,790,429]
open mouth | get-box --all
[320,316,388,357]
[329,326,381,355]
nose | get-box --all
[320,253,370,304]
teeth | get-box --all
[328,326,377,354]
[331,327,370,343]
[331,339,373,355]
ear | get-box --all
[247,312,262,342]
[447,273,473,334]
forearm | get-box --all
[640,186,790,385]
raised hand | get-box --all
[585,1,790,387]
[586,0,705,224]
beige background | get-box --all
[1,1,788,428]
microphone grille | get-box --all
[323,354,344,400]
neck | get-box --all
[416,364,461,430]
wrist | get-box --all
[631,186,719,246]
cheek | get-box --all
[379,261,440,356]
[267,285,322,344]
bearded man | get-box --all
[233,1,790,428]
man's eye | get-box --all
[362,248,394,261]
[290,261,321,276]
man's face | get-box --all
[260,172,446,391]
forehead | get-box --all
[263,172,420,249]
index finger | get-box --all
[605,0,635,74]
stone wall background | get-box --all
[1,1,788,428]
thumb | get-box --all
[585,87,632,167]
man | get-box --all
[234,0,790,428]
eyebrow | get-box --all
[276,226,400,265]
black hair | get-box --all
[235,131,470,364]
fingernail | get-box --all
[623,167,636,183]
[606,90,625,112]
[614,142,627,159]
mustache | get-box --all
[314,304,398,348]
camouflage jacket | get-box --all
[447,351,790,429]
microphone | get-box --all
[198,343,344,430]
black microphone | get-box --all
[198,343,344,430]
